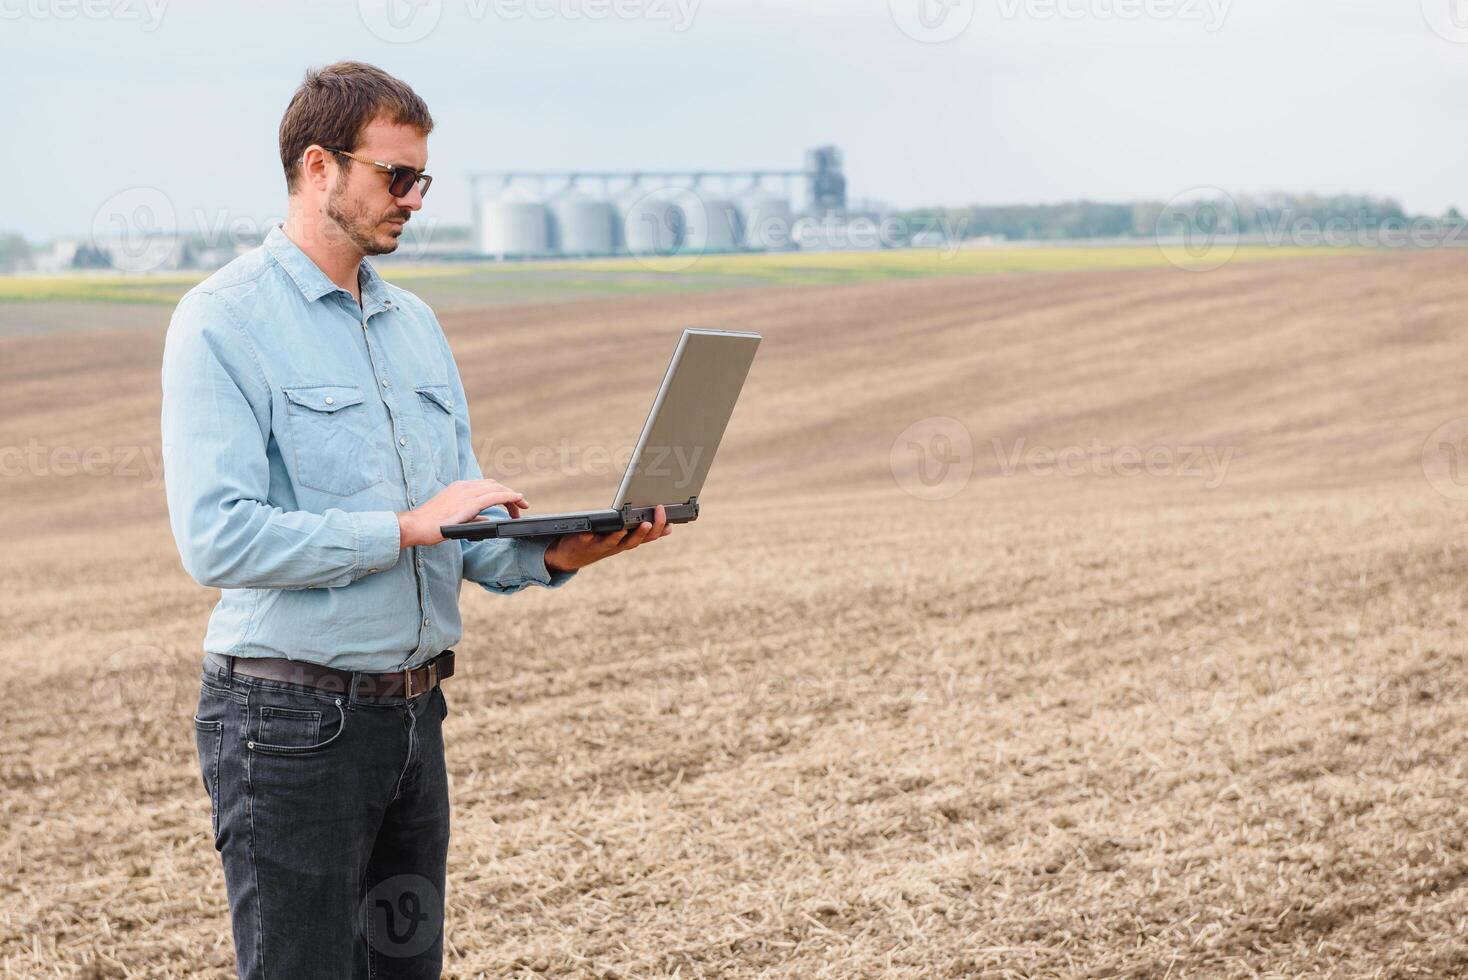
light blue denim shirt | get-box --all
[161,225,574,672]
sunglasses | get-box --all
[321,147,432,199]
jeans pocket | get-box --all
[245,686,349,756]
[192,715,224,846]
[260,705,321,744]
[437,685,448,721]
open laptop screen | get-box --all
[612,328,761,510]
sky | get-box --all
[5,0,1468,241]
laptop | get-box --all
[440,327,761,540]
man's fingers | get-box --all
[623,521,654,550]
[470,487,528,510]
[467,479,526,500]
[599,528,632,551]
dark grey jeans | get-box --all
[192,653,451,979]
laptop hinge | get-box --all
[619,497,699,527]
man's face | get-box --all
[324,116,428,256]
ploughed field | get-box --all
[2,247,1466,977]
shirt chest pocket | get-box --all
[281,384,385,497]
[416,383,459,486]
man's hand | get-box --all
[397,479,529,548]
[543,503,673,573]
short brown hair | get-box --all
[278,61,434,193]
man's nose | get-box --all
[397,185,424,211]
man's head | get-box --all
[279,61,434,256]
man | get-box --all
[161,61,671,979]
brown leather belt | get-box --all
[220,649,455,701]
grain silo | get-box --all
[737,187,795,251]
[548,187,615,256]
[466,147,844,258]
[616,186,685,256]
[682,189,742,254]
[478,186,550,258]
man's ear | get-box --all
[298,145,336,194]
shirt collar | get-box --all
[357,255,395,315]
[263,224,395,315]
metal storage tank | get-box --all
[682,190,742,254]
[478,186,550,258]
[737,188,794,251]
[616,187,685,256]
[548,188,615,256]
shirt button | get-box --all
[416,557,424,567]
[399,437,408,446]
[381,379,391,387]
[368,567,379,573]
[324,396,334,405]
[423,618,431,627]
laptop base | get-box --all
[441,498,700,541]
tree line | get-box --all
[893,194,1449,243]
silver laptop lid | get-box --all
[612,327,762,510]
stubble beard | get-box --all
[325,180,404,257]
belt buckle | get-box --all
[403,661,437,700]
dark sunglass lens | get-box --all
[388,169,413,197]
